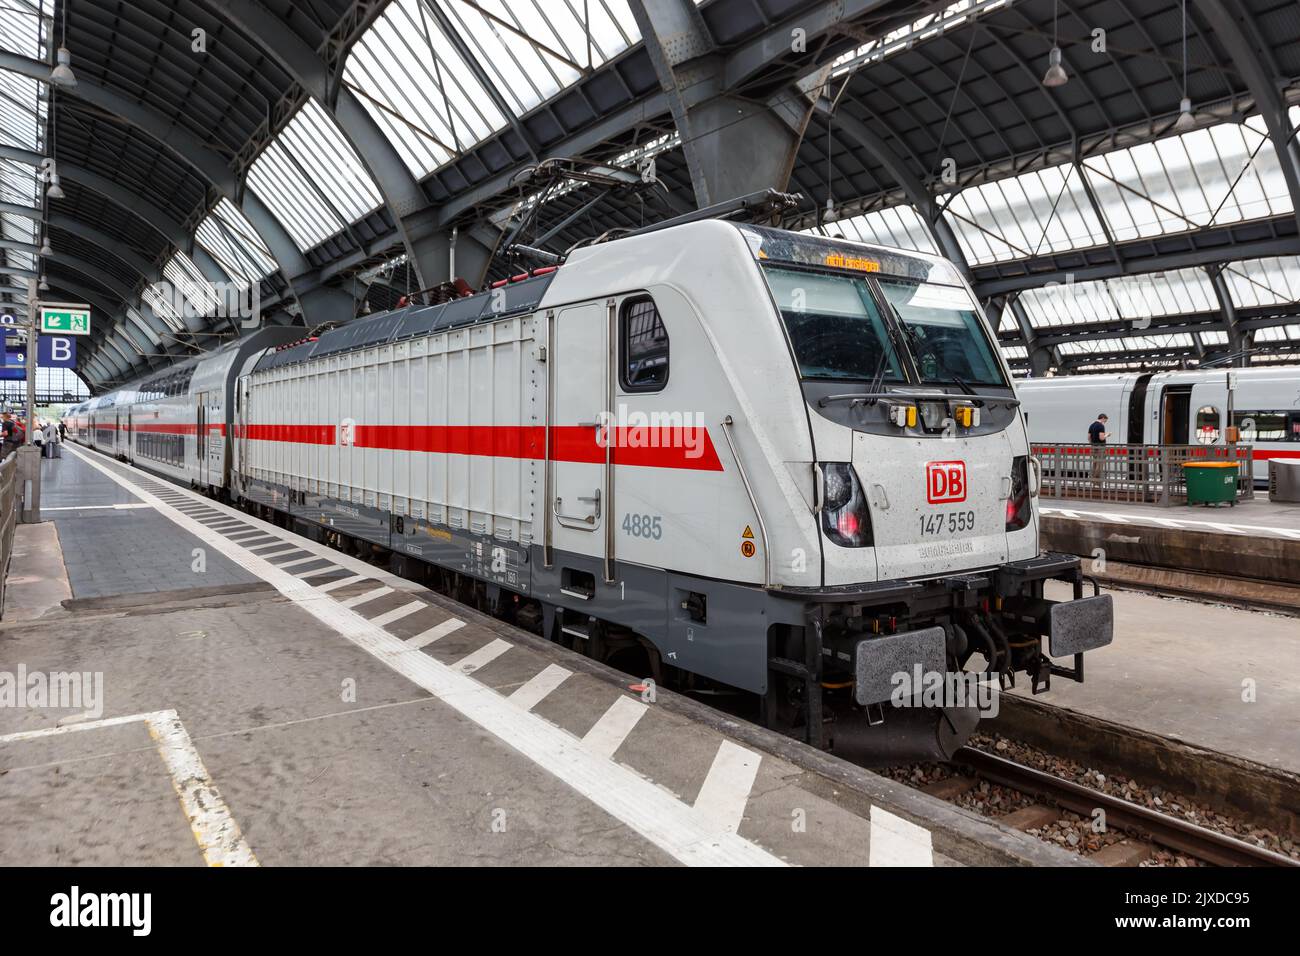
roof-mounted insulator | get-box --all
[531,266,558,277]
[490,278,509,289]
[509,272,530,283]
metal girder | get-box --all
[0,50,309,299]
[0,145,232,287]
[1008,295,1054,376]
[0,200,40,219]
[975,233,1300,297]
[197,0,452,290]
[629,0,808,208]
[723,0,895,91]
[0,238,39,255]
[1193,0,1300,235]
[1207,265,1248,366]
[45,251,168,353]
[46,213,158,285]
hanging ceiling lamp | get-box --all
[49,3,75,87]
[1173,1,1195,132]
[1042,1,1068,88]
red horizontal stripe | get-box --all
[1254,449,1300,459]
[240,423,723,471]
[90,422,225,435]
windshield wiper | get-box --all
[938,375,976,396]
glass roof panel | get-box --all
[945,163,1106,265]
[831,0,1012,75]
[1017,268,1217,329]
[0,0,49,299]
[194,198,277,284]
[161,252,219,317]
[1253,324,1300,343]
[441,0,637,116]
[246,101,382,251]
[1199,329,1229,345]
[1082,119,1291,242]
[344,0,640,180]
[1057,333,1196,355]
[1222,256,1300,308]
[139,284,186,334]
[802,204,938,255]
[344,0,507,179]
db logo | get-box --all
[926,460,966,503]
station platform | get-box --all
[1040,496,1300,589]
[1018,579,1300,774]
[1025,496,1300,778]
[0,445,1073,868]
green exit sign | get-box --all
[39,303,92,336]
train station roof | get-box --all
[1,0,1298,393]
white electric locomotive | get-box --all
[71,221,1113,759]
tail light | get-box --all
[1006,455,1031,531]
[821,462,873,548]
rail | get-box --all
[1031,442,1254,505]
[0,450,18,619]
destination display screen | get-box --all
[737,224,966,286]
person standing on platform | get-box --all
[1088,413,1109,487]
[1,413,16,458]
[58,419,67,442]
[43,420,58,459]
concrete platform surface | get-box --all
[0,444,1075,868]
[1023,580,1300,773]
[1041,496,1300,541]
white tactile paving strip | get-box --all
[1040,505,1300,540]
[62,445,939,867]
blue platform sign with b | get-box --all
[38,334,76,368]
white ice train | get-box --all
[1016,367,1300,483]
[67,220,1112,758]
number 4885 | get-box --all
[622,513,663,540]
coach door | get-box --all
[196,392,208,486]
[1159,385,1192,444]
[548,302,612,576]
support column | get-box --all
[1208,265,1248,366]
[629,0,812,207]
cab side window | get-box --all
[620,297,669,393]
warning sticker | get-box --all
[742,525,754,539]
[741,540,756,558]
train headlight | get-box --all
[1006,455,1032,532]
[820,462,874,548]
[888,404,917,428]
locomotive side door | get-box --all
[549,302,610,566]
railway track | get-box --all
[953,747,1300,867]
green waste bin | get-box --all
[1183,461,1239,507]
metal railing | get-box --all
[0,450,18,618]
[1031,443,1254,505]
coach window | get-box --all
[1195,406,1220,444]
[620,296,669,392]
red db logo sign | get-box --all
[926,461,966,504]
